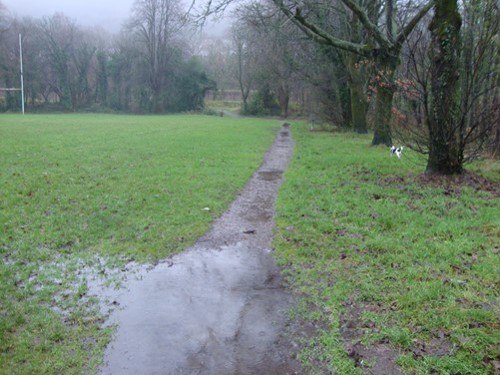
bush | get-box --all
[242,84,280,116]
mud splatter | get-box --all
[340,300,402,375]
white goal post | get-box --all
[0,34,24,114]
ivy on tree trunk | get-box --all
[426,0,463,174]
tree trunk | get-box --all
[345,12,368,134]
[426,0,462,174]
[96,52,108,104]
[372,84,394,145]
[350,77,368,133]
[371,53,398,146]
[277,82,290,118]
[338,82,352,128]
[279,94,289,118]
[371,84,394,144]
[241,87,250,113]
[346,55,368,133]
[55,58,72,111]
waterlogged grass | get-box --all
[274,123,499,374]
[0,113,279,374]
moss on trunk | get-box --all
[426,0,463,174]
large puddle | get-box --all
[99,124,300,374]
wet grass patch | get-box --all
[0,113,279,374]
[274,123,499,374]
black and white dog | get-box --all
[390,146,403,159]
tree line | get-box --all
[1,0,498,174]
[0,0,215,113]
[199,0,498,174]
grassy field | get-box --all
[0,113,280,374]
[274,123,499,374]
[1,114,498,374]
[205,99,242,112]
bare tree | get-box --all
[337,0,382,133]
[126,0,186,112]
[38,13,79,110]
[273,0,433,145]
[234,2,301,118]
[72,33,97,108]
[194,0,433,145]
[394,0,499,174]
[458,0,499,160]
[231,24,256,113]
[108,36,136,111]
[200,35,236,101]
[0,3,214,114]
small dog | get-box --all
[390,146,403,159]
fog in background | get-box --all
[2,0,230,35]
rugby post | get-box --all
[19,33,24,114]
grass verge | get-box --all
[274,122,499,374]
[0,113,279,374]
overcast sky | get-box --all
[0,0,230,35]
[2,0,230,35]
[3,0,147,32]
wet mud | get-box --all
[99,124,300,375]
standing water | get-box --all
[99,124,299,374]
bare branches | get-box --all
[191,0,434,60]
[341,0,391,49]
[188,0,236,26]
[392,0,499,169]
[270,0,372,56]
[395,1,434,48]
[268,0,435,64]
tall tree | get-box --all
[38,13,77,110]
[424,0,499,173]
[234,2,300,118]
[231,24,256,114]
[426,0,462,173]
[72,36,96,108]
[338,0,381,133]
[458,0,499,159]
[108,39,135,111]
[196,0,433,145]
[390,0,498,174]
[95,50,109,105]
[272,0,433,145]
[127,0,185,112]
[200,36,235,101]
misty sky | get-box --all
[3,0,147,32]
[2,0,230,35]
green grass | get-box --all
[205,99,242,112]
[0,113,280,374]
[274,123,499,374]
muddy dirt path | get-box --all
[99,124,300,375]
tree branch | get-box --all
[396,1,434,48]
[271,0,370,57]
[341,0,391,49]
